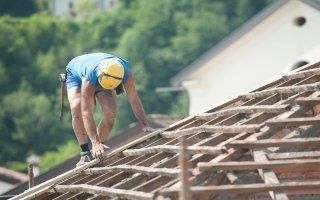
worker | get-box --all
[65,53,154,166]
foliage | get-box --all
[6,161,27,172]
[0,0,273,170]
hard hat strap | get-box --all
[100,72,123,80]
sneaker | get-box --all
[76,151,93,167]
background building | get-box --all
[0,166,28,195]
[50,0,116,17]
[172,0,320,115]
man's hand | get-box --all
[92,141,109,160]
[142,126,155,133]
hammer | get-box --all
[59,73,66,119]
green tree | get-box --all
[0,0,273,170]
[1,81,72,162]
[0,0,38,16]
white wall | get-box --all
[183,1,320,115]
[50,0,116,17]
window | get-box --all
[291,61,309,70]
[294,16,306,26]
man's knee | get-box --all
[101,106,116,123]
[102,117,115,128]
[71,108,82,119]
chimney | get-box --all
[26,154,40,177]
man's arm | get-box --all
[123,73,153,132]
[81,78,105,159]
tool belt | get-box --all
[59,73,66,119]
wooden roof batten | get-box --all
[12,60,320,200]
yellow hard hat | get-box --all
[97,59,124,89]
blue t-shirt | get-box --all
[66,53,130,90]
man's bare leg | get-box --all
[67,87,88,145]
[96,90,117,143]
[67,87,93,166]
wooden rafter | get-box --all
[267,151,320,160]
[266,117,320,127]
[295,97,320,105]
[239,82,320,99]
[253,147,288,199]
[228,137,320,149]
[196,104,291,120]
[54,184,154,200]
[179,136,191,200]
[122,145,226,156]
[283,68,320,80]
[197,159,320,171]
[162,124,261,138]
[83,165,180,178]
[160,181,320,196]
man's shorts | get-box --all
[66,64,105,93]
[66,65,82,91]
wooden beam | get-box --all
[179,136,191,200]
[267,151,320,160]
[239,82,320,99]
[54,184,154,200]
[122,145,226,156]
[196,105,291,120]
[82,165,180,178]
[266,117,320,128]
[197,159,320,171]
[228,138,320,149]
[162,125,261,138]
[253,150,288,200]
[295,97,320,106]
[283,68,320,80]
[160,181,320,196]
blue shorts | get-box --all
[66,65,82,90]
[66,64,104,93]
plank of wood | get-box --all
[54,184,154,200]
[162,124,261,138]
[266,117,320,128]
[122,145,226,156]
[197,159,320,171]
[196,105,291,120]
[83,165,180,178]
[239,82,320,99]
[283,68,320,80]
[295,97,320,105]
[179,136,191,200]
[253,150,288,200]
[267,151,320,160]
[228,138,320,149]
[160,181,320,196]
